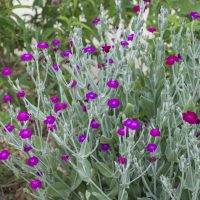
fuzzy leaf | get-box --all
[140,96,155,118]
[47,182,70,198]
[94,161,114,178]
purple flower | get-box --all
[52,65,60,71]
[107,80,119,88]
[19,129,32,139]
[92,18,100,24]
[83,45,96,53]
[21,53,33,61]
[120,41,129,47]
[68,40,73,47]
[146,143,157,152]
[68,80,77,87]
[3,95,12,102]
[29,179,43,190]
[62,50,72,57]
[54,103,68,112]
[144,0,151,3]
[60,154,69,161]
[48,124,56,132]
[51,39,60,46]
[27,156,39,167]
[133,5,140,13]
[117,127,129,136]
[107,98,121,109]
[182,111,199,124]
[17,111,30,122]
[123,119,140,130]
[90,119,101,129]
[165,55,181,65]
[44,116,56,125]
[85,91,98,100]
[100,144,110,151]
[23,144,33,152]
[149,156,156,162]
[118,156,126,164]
[36,171,43,176]
[189,11,200,19]
[150,128,161,137]
[0,150,10,161]
[16,90,26,98]
[78,134,87,143]
[37,42,49,49]
[2,67,12,76]
[147,27,157,33]
[82,105,87,112]
[50,96,60,104]
[106,58,114,64]
[5,124,15,132]
[102,44,111,53]
[128,33,134,41]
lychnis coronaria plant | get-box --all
[1,2,200,200]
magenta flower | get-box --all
[68,39,73,47]
[5,124,15,132]
[97,63,104,69]
[23,144,32,152]
[189,11,200,19]
[54,103,68,112]
[123,118,140,130]
[85,91,98,100]
[78,134,87,143]
[150,128,161,137]
[144,0,151,2]
[146,143,157,152]
[83,45,96,53]
[16,90,26,98]
[82,105,87,112]
[118,156,126,164]
[3,95,12,102]
[29,179,43,190]
[21,53,33,61]
[36,171,43,176]
[108,98,121,109]
[147,27,157,33]
[44,116,56,125]
[52,65,60,71]
[100,144,110,151]
[117,127,129,136]
[51,39,60,46]
[60,154,69,161]
[62,50,72,57]
[48,124,56,132]
[0,150,10,161]
[107,80,119,88]
[149,156,156,162]
[17,111,30,122]
[182,111,199,124]
[90,119,101,129]
[50,96,60,104]
[68,80,77,87]
[92,18,100,24]
[37,42,49,49]
[128,33,134,41]
[120,41,129,47]
[2,67,12,76]
[165,55,181,65]
[102,44,111,53]
[133,5,140,13]
[19,129,32,139]
[27,156,39,167]
[106,58,114,64]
